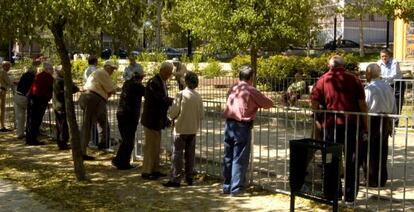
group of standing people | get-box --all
[310,50,402,203]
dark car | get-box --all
[162,47,183,59]
[324,39,360,50]
[101,48,112,59]
[115,49,128,59]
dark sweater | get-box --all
[117,78,145,117]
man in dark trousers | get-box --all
[140,61,174,180]
[310,55,368,203]
[112,71,145,170]
[52,66,79,150]
[26,62,54,145]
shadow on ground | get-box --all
[0,131,327,211]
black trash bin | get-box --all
[289,139,342,212]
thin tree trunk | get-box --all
[156,0,163,49]
[359,15,365,57]
[250,47,258,86]
[50,19,86,181]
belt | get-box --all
[86,90,107,102]
[226,118,253,125]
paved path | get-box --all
[0,178,56,212]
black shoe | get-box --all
[162,181,180,187]
[152,171,167,178]
[141,173,157,180]
[26,141,45,146]
[17,135,25,139]
[0,128,11,132]
[186,178,193,186]
[58,145,71,150]
[98,143,109,150]
[82,155,95,161]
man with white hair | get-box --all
[361,63,396,187]
[0,61,13,131]
[79,60,117,160]
[26,62,54,145]
[310,55,368,203]
[140,61,174,180]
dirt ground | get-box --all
[0,131,346,212]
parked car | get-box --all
[115,49,128,59]
[161,47,183,59]
[323,39,360,50]
[101,48,112,59]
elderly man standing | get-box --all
[79,61,117,160]
[26,62,54,145]
[123,54,144,81]
[311,55,368,203]
[140,61,174,180]
[222,65,274,196]
[0,61,13,132]
[378,49,405,120]
[362,63,396,187]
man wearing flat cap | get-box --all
[79,60,117,160]
[123,55,144,81]
[0,61,13,132]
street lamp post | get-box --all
[143,20,152,49]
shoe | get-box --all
[111,160,135,170]
[223,190,230,195]
[186,178,193,186]
[26,141,45,146]
[162,181,180,187]
[82,155,95,161]
[59,145,71,150]
[0,128,11,132]
[152,172,167,178]
[98,143,109,150]
[17,135,25,139]
[141,173,157,180]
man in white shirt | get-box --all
[378,49,405,117]
[83,55,98,83]
[362,63,396,187]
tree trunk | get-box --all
[155,0,163,50]
[249,47,258,86]
[359,15,365,57]
[50,19,86,181]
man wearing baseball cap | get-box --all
[79,60,117,160]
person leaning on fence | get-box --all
[310,55,368,203]
[0,61,14,132]
[14,58,39,139]
[282,71,306,107]
[140,61,174,180]
[79,60,117,160]
[163,71,204,187]
[112,71,145,170]
[122,54,144,81]
[378,49,405,124]
[26,62,54,146]
[222,65,274,197]
[172,57,187,90]
[362,63,396,188]
[52,65,79,150]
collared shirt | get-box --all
[84,69,116,100]
[365,79,396,114]
[310,67,365,127]
[378,58,401,85]
[83,65,97,83]
[168,88,204,134]
[122,63,144,80]
[223,81,274,122]
[29,71,54,100]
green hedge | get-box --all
[230,53,361,91]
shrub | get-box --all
[203,58,222,78]
[71,60,88,82]
[230,55,250,77]
[192,53,202,74]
